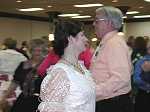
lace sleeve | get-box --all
[40,68,70,102]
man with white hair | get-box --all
[90,6,133,112]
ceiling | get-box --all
[0,0,150,21]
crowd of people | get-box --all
[0,6,149,112]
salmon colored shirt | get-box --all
[90,31,132,101]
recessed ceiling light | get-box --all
[122,16,127,18]
[58,14,80,17]
[91,38,97,42]
[134,15,150,18]
[16,0,22,3]
[139,6,144,9]
[47,5,52,8]
[112,0,118,3]
[78,10,83,13]
[71,15,91,18]
[48,34,54,41]
[144,0,150,2]
[18,8,44,12]
[126,11,139,14]
[74,4,103,7]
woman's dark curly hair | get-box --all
[53,21,82,57]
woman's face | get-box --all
[32,47,43,57]
[74,31,88,53]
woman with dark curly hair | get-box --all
[38,21,95,112]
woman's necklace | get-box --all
[62,58,85,75]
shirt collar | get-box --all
[101,30,118,45]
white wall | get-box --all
[1,16,150,45]
[31,21,50,39]
[125,22,150,38]
[0,17,50,45]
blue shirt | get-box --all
[133,55,150,91]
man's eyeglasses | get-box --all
[93,18,107,23]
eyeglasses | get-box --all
[94,18,106,23]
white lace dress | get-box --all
[38,62,95,112]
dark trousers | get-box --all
[11,93,40,112]
[135,89,150,112]
[96,93,134,112]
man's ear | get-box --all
[106,20,115,30]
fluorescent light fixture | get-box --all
[122,16,127,18]
[58,14,80,17]
[71,15,91,18]
[126,11,139,15]
[112,0,118,3]
[48,34,54,41]
[91,38,97,42]
[139,6,144,9]
[48,5,52,8]
[144,0,150,2]
[134,15,150,18]
[74,4,103,7]
[18,8,44,12]
[16,0,22,3]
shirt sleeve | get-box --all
[39,68,70,112]
[40,68,70,102]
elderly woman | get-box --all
[0,38,27,111]
[0,38,48,112]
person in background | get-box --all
[127,36,135,55]
[0,38,27,76]
[0,38,27,111]
[38,21,95,112]
[79,41,94,69]
[131,36,147,66]
[133,41,150,112]
[18,40,30,59]
[20,41,28,52]
[127,36,135,49]
[37,41,93,77]
[0,43,6,50]
[131,37,147,102]
[37,41,60,77]
[90,6,133,112]
[0,38,48,112]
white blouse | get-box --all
[38,62,95,112]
